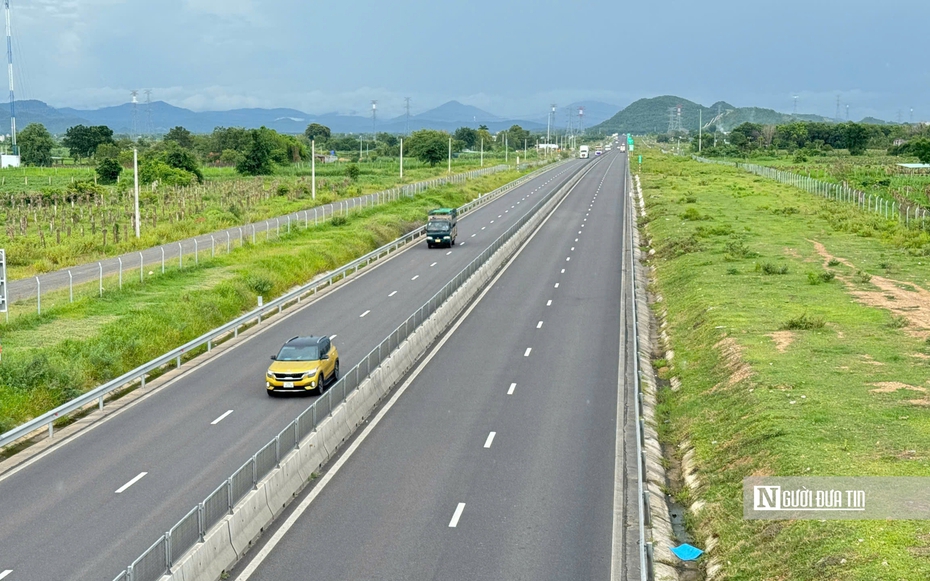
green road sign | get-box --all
[638,155,643,164]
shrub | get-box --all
[681,207,709,221]
[345,164,360,181]
[331,215,348,226]
[807,271,836,285]
[760,262,789,275]
[854,270,872,283]
[276,184,290,196]
[827,258,841,267]
[781,313,825,330]
[724,238,758,260]
[726,267,739,275]
[889,316,909,329]
[96,158,123,184]
[246,275,274,295]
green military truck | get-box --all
[426,208,458,248]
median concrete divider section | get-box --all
[164,159,595,581]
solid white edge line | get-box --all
[483,432,496,448]
[446,251,452,256]
[449,502,466,528]
[0,570,11,580]
[507,383,516,395]
[115,472,147,494]
[234,157,593,581]
[524,348,532,357]
[211,410,234,425]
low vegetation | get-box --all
[639,150,930,580]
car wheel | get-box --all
[450,239,455,246]
[267,390,276,397]
[427,243,433,248]
[314,374,325,396]
[333,360,340,381]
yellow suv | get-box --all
[266,335,339,396]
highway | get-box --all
[229,150,641,580]
[0,158,592,581]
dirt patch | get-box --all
[716,337,754,386]
[767,330,794,353]
[869,382,927,394]
[809,240,930,339]
[907,399,930,407]
[860,355,884,366]
[910,353,930,360]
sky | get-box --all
[11,0,930,122]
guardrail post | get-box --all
[194,239,199,265]
[252,455,258,489]
[117,257,122,290]
[160,247,165,273]
[165,531,172,571]
[227,478,233,514]
[198,502,206,542]
[68,270,73,303]
[178,242,183,269]
[99,262,103,296]
[176,354,181,368]
[275,435,281,467]
[48,421,53,438]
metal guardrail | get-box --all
[692,155,930,229]
[0,160,566,452]
[111,157,583,581]
[628,166,653,580]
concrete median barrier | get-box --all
[228,484,274,557]
[171,521,237,581]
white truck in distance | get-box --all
[579,145,589,159]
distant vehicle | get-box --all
[267,335,339,396]
[620,145,626,152]
[427,208,458,248]
[579,145,589,159]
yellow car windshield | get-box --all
[276,345,319,361]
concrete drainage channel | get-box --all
[110,160,597,581]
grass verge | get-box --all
[639,151,930,580]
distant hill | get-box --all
[0,100,90,134]
[590,95,884,135]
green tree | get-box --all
[95,142,121,161]
[96,158,123,184]
[164,126,194,149]
[345,163,360,181]
[500,125,531,151]
[62,124,115,160]
[910,138,930,164]
[376,132,398,147]
[163,142,204,182]
[304,123,332,142]
[18,123,55,166]
[406,129,448,166]
[844,122,869,156]
[236,128,275,175]
[454,127,478,149]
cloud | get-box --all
[183,0,254,17]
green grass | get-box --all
[0,167,528,436]
[0,155,532,279]
[639,151,930,580]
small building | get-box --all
[893,138,908,147]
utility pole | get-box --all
[4,0,15,155]
[404,97,411,135]
[399,138,403,179]
[311,139,316,200]
[699,109,702,153]
[448,137,451,173]
[505,134,508,163]
[547,104,556,157]
[371,100,377,142]
[133,148,140,237]
[480,138,483,167]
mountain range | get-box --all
[0,99,623,136]
[591,95,893,135]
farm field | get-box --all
[638,150,930,580]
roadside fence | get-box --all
[693,156,930,230]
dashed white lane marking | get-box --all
[446,251,452,256]
[0,570,12,580]
[575,238,579,242]
[430,262,438,267]
[449,503,466,528]
[561,269,565,274]
[571,247,575,251]
[388,291,397,297]
[498,215,502,218]
[411,275,419,280]
[482,227,486,230]
[566,257,571,262]
[537,321,543,329]
[579,231,582,234]
[459,242,464,246]
[554,283,560,288]
[484,432,496,448]
[546,300,552,306]
[115,472,148,494]
[211,410,234,425]
[471,233,476,237]
[508,383,516,395]
[360,310,371,318]
[524,348,532,357]
[490,220,494,224]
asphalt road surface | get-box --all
[228,150,642,581]
[0,159,591,581]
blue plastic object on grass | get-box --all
[671,543,704,561]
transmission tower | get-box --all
[144,89,154,136]
[371,100,377,140]
[577,106,585,135]
[404,97,410,135]
[793,95,798,116]
[130,90,139,139]
[835,95,841,122]
[846,104,850,121]
[667,104,684,134]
